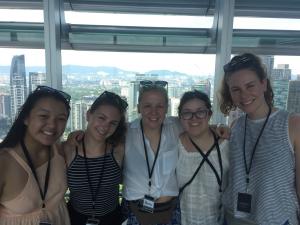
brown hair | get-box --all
[219,53,274,115]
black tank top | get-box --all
[67,148,122,216]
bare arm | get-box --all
[289,114,300,199]
[61,130,84,166]
[113,143,125,168]
[0,152,5,201]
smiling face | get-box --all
[86,104,121,142]
[227,68,268,119]
[138,90,168,131]
[24,97,68,147]
[180,98,211,138]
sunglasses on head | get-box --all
[100,91,128,110]
[34,85,71,103]
[139,80,168,88]
[223,55,256,73]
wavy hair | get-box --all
[219,53,274,115]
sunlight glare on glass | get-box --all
[65,11,213,28]
[234,17,300,30]
[0,9,43,22]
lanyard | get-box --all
[82,138,107,216]
[188,130,223,192]
[20,139,51,208]
[140,120,163,191]
[243,106,271,190]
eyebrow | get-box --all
[36,108,68,117]
[96,112,120,123]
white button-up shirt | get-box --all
[123,117,182,200]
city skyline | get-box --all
[1,49,300,76]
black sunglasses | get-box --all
[139,80,168,88]
[223,55,256,73]
[180,109,209,120]
[100,91,128,110]
[34,85,71,103]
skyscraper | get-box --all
[10,55,27,120]
[0,94,11,118]
[29,72,46,92]
[272,64,291,80]
[287,80,300,113]
[192,79,211,98]
[261,55,274,75]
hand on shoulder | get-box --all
[113,143,125,167]
[289,113,300,147]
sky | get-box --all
[0,9,300,75]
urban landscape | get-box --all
[0,54,299,140]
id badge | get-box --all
[39,222,52,225]
[140,195,155,213]
[237,192,252,213]
[86,218,100,225]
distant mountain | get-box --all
[0,65,193,78]
[146,70,191,78]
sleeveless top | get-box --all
[177,139,230,225]
[0,144,70,225]
[67,147,122,216]
[223,110,299,225]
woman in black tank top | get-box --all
[64,91,128,225]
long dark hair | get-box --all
[89,91,128,146]
[0,87,71,149]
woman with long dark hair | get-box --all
[0,86,71,225]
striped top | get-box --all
[223,110,299,225]
[67,148,122,216]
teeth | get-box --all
[43,131,54,136]
[96,128,105,135]
[241,99,254,105]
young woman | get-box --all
[123,82,181,225]
[64,91,128,225]
[219,53,300,225]
[0,85,71,225]
[177,90,229,225]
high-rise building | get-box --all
[170,97,180,117]
[192,79,211,98]
[272,79,289,110]
[10,55,27,120]
[29,72,46,92]
[0,94,11,118]
[69,96,96,131]
[261,55,274,75]
[272,64,291,80]
[287,80,300,113]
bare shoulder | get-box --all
[113,143,125,167]
[179,131,191,149]
[289,113,300,146]
[0,148,14,168]
[0,149,9,199]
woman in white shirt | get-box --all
[176,90,229,225]
[122,81,181,225]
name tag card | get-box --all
[237,192,252,213]
[140,195,155,213]
[40,222,52,225]
[86,218,100,225]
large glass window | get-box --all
[0,48,45,140]
[61,50,216,131]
